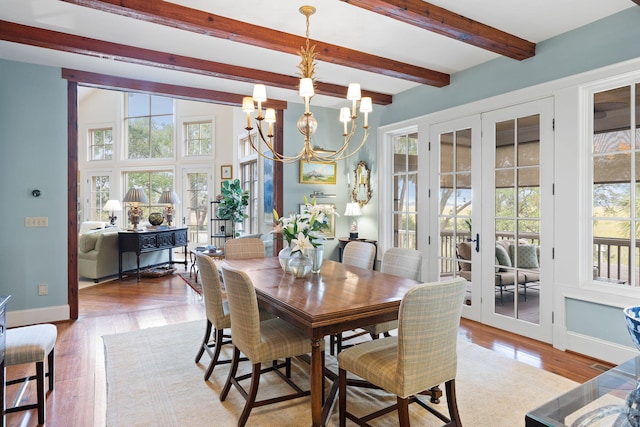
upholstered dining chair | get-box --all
[194,252,234,381]
[338,277,467,427]
[219,264,312,427]
[342,241,376,270]
[363,247,423,339]
[332,240,378,354]
[224,238,265,259]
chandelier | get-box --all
[241,5,372,163]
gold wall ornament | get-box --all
[352,161,371,208]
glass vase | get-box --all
[278,241,292,273]
[304,244,324,274]
[287,251,312,278]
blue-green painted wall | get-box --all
[0,60,68,313]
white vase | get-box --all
[304,244,324,274]
[278,241,293,272]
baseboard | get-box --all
[565,331,636,365]
[7,304,70,328]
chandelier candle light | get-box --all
[241,5,372,163]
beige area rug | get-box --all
[103,321,577,427]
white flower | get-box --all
[291,232,313,253]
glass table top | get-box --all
[527,356,640,427]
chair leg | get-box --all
[397,396,410,427]
[195,320,212,363]
[220,347,241,401]
[238,363,262,427]
[338,368,347,427]
[445,379,462,427]
[48,348,55,391]
[36,361,45,425]
[204,328,225,381]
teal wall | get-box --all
[0,60,68,313]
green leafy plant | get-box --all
[217,179,249,225]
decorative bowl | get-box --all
[148,212,164,226]
[624,306,640,350]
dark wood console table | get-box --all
[118,228,188,281]
[0,295,10,427]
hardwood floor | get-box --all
[4,271,612,427]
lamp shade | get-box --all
[159,190,180,205]
[123,188,148,204]
[344,202,362,217]
[104,199,122,212]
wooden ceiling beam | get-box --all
[61,0,449,87]
[341,0,535,60]
[0,20,391,105]
[632,0,640,6]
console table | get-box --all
[118,228,188,281]
[0,295,9,427]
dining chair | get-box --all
[337,277,467,427]
[331,240,378,354]
[224,238,265,259]
[363,247,423,339]
[219,264,312,427]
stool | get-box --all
[4,324,57,425]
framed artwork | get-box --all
[299,203,336,239]
[299,160,337,184]
[221,165,232,180]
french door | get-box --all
[431,98,554,342]
[181,168,213,247]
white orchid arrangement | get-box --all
[272,197,339,254]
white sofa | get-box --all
[78,222,169,282]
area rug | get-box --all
[103,321,577,427]
[177,271,202,295]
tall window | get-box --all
[89,128,113,161]
[184,121,213,156]
[240,160,258,233]
[185,172,209,244]
[124,170,174,218]
[592,83,640,286]
[90,175,111,221]
[125,93,174,159]
[392,132,418,248]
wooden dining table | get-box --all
[220,257,421,427]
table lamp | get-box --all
[159,189,180,227]
[344,202,362,239]
[123,187,148,230]
[103,199,122,227]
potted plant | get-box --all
[217,179,249,236]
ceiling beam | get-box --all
[0,20,391,105]
[341,0,535,60]
[633,0,640,6]
[61,0,450,87]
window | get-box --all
[89,174,111,222]
[89,128,113,161]
[592,83,640,286]
[125,93,174,159]
[392,132,418,248]
[185,121,213,156]
[124,170,175,219]
[240,160,258,233]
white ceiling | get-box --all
[0,0,635,108]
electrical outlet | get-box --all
[38,283,48,296]
[25,217,49,227]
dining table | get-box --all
[220,256,421,427]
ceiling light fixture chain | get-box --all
[242,5,372,164]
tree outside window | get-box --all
[126,93,174,159]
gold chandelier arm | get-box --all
[251,119,305,164]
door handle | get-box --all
[472,233,480,253]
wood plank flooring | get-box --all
[4,271,613,427]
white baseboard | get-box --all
[565,331,637,365]
[7,305,70,328]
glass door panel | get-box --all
[182,170,211,248]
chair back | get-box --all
[396,277,466,396]
[342,241,376,270]
[195,253,228,327]
[381,248,423,281]
[224,238,265,259]
[220,264,262,358]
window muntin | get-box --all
[185,121,213,156]
[392,132,418,249]
[89,128,113,161]
[125,93,174,159]
[592,83,639,285]
[124,170,175,219]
